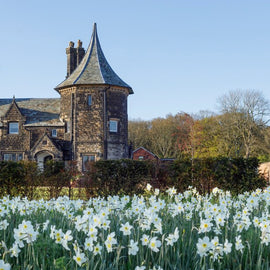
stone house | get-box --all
[0,23,133,171]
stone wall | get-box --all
[106,87,129,159]
[0,102,30,156]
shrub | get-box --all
[169,157,266,194]
[0,161,26,197]
[82,159,153,197]
[40,160,71,199]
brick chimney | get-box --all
[76,40,85,67]
[66,40,85,78]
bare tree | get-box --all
[149,115,179,158]
[217,89,270,158]
[128,120,152,150]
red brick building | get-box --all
[132,147,159,162]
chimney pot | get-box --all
[77,40,82,48]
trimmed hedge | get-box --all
[81,159,154,197]
[169,157,266,195]
[0,158,266,198]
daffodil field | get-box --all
[1,185,270,269]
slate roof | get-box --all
[55,23,133,93]
[0,98,63,126]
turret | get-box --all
[56,23,133,171]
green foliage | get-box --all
[82,159,153,197]
[0,161,41,198]
[0,158,266,198]
[40,160,72,199]
[169,157,266,195]
[0,161,26,197]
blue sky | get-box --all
[1,0,270,120]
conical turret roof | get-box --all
[55,23,133,94]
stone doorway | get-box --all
[36,151,53,171]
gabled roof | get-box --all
[55,23,133,93]
[4,97,25,119]
[132,147,159,158]
[0,98,63,126]
[31,133,63,156]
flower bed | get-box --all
[1,185,270,269]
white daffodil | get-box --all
[120,222,133,236]
[106,232,117,245]
[93,243,102,256]
[84,237,94,251]
[141,234,150,246]
[235,235,244,252]
[105,232,117,253]
[135,266,146,270]
[9,242,21,258]
[73,250,87,266]
[197,236,213,257]
[149,236,161,252]
[128,239,139,255]
[63,230,73,242]
[0,220,9,230]
[199,219,213,233]
[223,239,232,254]
[165,227,179,246]
[0,260,11,270]
[146,183,152,191]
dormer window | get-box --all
[9,122,19,134]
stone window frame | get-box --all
[8,122,19,134]
[3,152,23,161]
[82,154,96,171]
[109,119,119,133]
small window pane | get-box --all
[4,154,12,161]
[52,129,57,137]
[3,153,22,161]
[66,121,71,133]
[88,95,92,106]
[82,155,95,171]
[9,122,19,134]
[109,120,118,132]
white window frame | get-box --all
[9,122,19,134]
[109,120,118,133]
